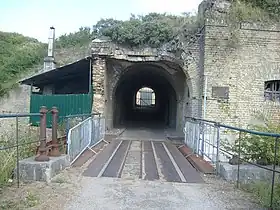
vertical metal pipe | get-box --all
[35,106,49,161]
[66,117,70,137]
[192,123,195,152]
[237,131,241,188]
[270,137,278,209]
[208,126,211,160]
[186,121,189,145]
[89,57,92,94]
[197,122,200,154]
[215,124,220,175]
[193,123,196,153]
[91,115,94,145]
[184,121,187,145]
[210,126,214,161]
[16,116,19,188]
[50,107,60,156]
[203,75,207,119]
[201,122,205,158]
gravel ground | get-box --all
[0,165,262,210]
[63,175,261,210]
[0,144,262,210]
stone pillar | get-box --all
[92,57,106,115]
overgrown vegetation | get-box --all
[0,191,39,209]
[56,26,94,48]
[223,122,280,165]
[228,0,278,23]
[0,32,46,97]
[0,122,39,186]
[57,13,198,48]
[241,0,280,20]
[242,178,280,209]
[221,113,280,209]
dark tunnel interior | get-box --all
[113,64,177,128]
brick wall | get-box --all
[203,23,280,127]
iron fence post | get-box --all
[193,122,196,153]
[237,131,242,189]
[197,122,200,155]
[66,117,70,137]
[35,106,50,161]
[215,123,220,175]
[191,122,195,152]
[270,137,278,209]
[98,114,101,142]
[16,116,19,188]
[201,122,205,158]
[184,121,187,145]
[50,107,60,156]
[91,116,94,145]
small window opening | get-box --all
[264,80,280,102]
[136,87,156,108]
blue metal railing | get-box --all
[184,116,280,209]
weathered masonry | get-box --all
[20,0,280,132]
[201,1,280,127]
[91,0,280,131]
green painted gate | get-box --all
[30,93,93,127]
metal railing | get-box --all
[0,113,41,188]
[59,113,98,137]
[0,106,69,188]
[184,117,280,209]
[67,114,106,164]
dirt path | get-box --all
[0,165,261,210]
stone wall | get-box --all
[92,58,106,114]
[91,39,197,131]
[90,0,280,131]
[203,22,280,127]
[0,85,31,135]
[183,27,206,119]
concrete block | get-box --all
[18,155,70,183]
[219,162,280,184]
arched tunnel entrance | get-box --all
[113,63,182,129]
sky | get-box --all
[0,0,202,43]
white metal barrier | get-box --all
[67,115,107,165]
[183,118,229,169]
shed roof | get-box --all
[20,56,91,87]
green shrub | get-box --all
[93,13,198,48]
[56,27,94,48]
[228,0,273,23]
[0,32,46,97]
[60,13,197,48]
[222,122,280,165]
[240,0,280,20]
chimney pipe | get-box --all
[43,26,56,72]
[47,26,55,57]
